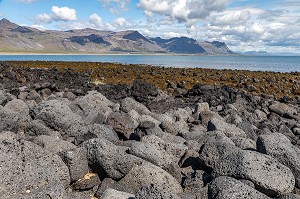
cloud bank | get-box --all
[138,0,230,26]
[31,0,300,53]
[36,6,77,23]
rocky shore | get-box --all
[0,61,300,199]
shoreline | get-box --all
[0,60,300,198]
[0,52,242,56]
[3,60,300,101]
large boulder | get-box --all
[199,139,236,170]
[0,132,70,198]
[208,176,271,199]
[155,113,189,135]
[213,149,295,196]
[117,162,182,194]
[128,135,187,168]
[269,102,298,118]
[120,97,152,116]
[25,119,57,137]
[73,91,115,117]
[75,124,119,145]
[128,141,170,167]
[33,135,76,154]
[131,79,158,102]
[0,105,28,132]
[82,138,143,180]
[59,147,90,182]
[257,133,300,188]
[32,99,84,137]
[4,99,30,118]
[106,111,138,139]
[208,117,247,138]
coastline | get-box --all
[4,60,300,101]
[0,60,300,198]
[0,51,241,56]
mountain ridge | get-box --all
[0,18,235,54]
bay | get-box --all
[0,54,299,73]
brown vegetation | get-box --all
[7,61,300,100]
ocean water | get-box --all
[0,54,299,73]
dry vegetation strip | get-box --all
[7,61,300,99]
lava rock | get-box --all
[0,132,70,198]
[120,97,152,115]
[106,111,137,139]
[208,176,271,199]
[269,102,298,118]
[213,149,295,197]
[59,147,90,182]
[117,162,182,194]
[135,184,180,199]
[82,138,143,180]
[257,133,300,188]
[131,79,158,102]
[207,117,247,138]
[32,99,84,137]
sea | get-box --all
[0,54,299,73]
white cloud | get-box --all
[114,17,130,27]
[181,5,300,53]
[30,24,47,31]
[89,13,117,31]
[36,13,52,23]
[138,0,230,25]
[89,13,104,28]
[35,6,77,25]
[163,31,184,38]
[51,6,77,21]
[99,0,131,13]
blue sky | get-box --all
[0,0,300,53]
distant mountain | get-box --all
[199,41,235,55]
[0,18,235,54]
[241,51,300,56]
[149,37,206,54]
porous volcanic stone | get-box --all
[117,162,182,194]
[208,117,247,138]
[0,132,70,198]
[213,149,295,196]
[257,133,300,188]
[82,138,143,180]
[32,99,84,136]
[208,176,271,199]
[106,111,137,139]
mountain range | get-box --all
[240,51,300,56]
[0,18,235,54]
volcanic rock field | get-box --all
[0,61,300,199]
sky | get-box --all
[0,0,300,53]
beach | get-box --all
[0,60,299,198]
[5,60,300,101]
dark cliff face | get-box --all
[122,31,150,42]
[69,34,111,46]
[211,41,226,48]
[150,37,206,54]
[12,26,33,33]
